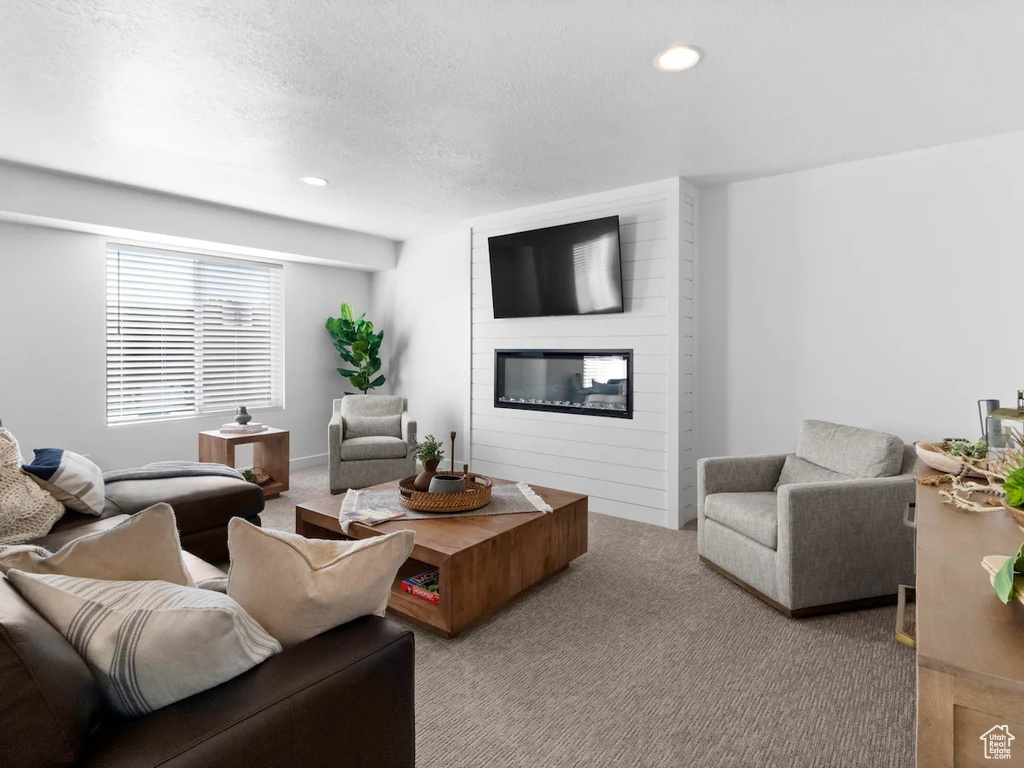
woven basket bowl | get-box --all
[398,473,493,513]
[915,441,988,478]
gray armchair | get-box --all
[697,420,916,616]
[328,395,417,494]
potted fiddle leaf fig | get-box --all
[325,303,385,394]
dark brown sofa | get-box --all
[46,473,265,565]
[101,474,265,563]
[0,517,416,768]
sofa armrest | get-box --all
[697,455,788,503]
[776,475,916,610]
[328,409,344,463]
[79,616,415,768]
[402,413,417,453]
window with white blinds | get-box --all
[106,246,284,426]
[583,355,628,388]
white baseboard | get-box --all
[290,453,328,470]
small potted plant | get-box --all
[414,434,445,491]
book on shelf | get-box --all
[401,567,440,605]
[340,506,406,526]
[220,422,269,434]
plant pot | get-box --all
[428,474,467,494]
[414,458,441,492]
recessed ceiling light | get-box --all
[300,176,329,187]
[655,45,701,72]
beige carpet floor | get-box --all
[264,467,914,768]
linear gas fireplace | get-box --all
[494,349,633,419]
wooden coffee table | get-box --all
[295,479,588,637]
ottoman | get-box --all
[48,475,264,563]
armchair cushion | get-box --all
[796,420,903,478]
[339,437,409,462]
[697,454,788,498]
[344,415,402,439]
[401,412,416,447]
[340,395,406,417]
[774,455,851,490]
[703,492,779,549]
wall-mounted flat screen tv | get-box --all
[487,215,624,319]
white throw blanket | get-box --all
[0,429,64,545]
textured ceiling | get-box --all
[2,0,1023,239]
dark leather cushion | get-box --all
[180,515,261,565]
[45,508,124,542]
[35,514,130,551]
[103,476,264,535]
[0,576,103,768]
[79,616,415,768]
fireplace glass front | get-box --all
[494,350,632,419]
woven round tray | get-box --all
[915,441,989,478]
[398,473,493,513]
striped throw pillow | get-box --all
[7,572,281,717]
[22,448,105,516]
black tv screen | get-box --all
[487,216,624,319]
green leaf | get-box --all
[994,542,1024,604]
[1005,468,1024,508]
[326,303,386,386]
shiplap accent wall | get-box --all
[468,178,697,528]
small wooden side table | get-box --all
[198,428,289,499]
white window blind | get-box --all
[106,246,284,426]
[583,356,628,388]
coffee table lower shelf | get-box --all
[295,481,588,638]
[389,559,444,632]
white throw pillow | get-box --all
[227,518,414,648]
[21,448,105,516]
[7,571,281,717]
[0,429,64,544]
[0,503,195,587]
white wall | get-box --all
[370,231,471,464]
[697,131,1024,459]
[469,179,696,528]
[0,221,370,469]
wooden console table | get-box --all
[198,428,289,499]
[916,466,1024,766]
